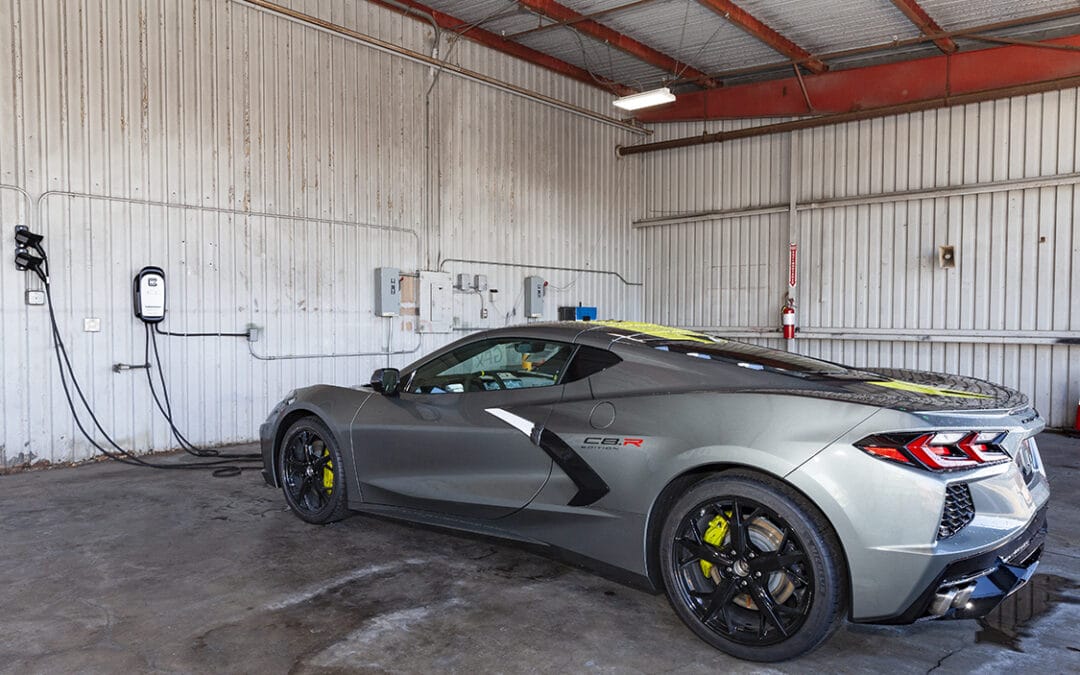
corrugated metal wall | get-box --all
[640,91,1080,426]
[0,0,642,465]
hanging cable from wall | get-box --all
[17,230,262,477]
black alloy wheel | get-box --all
[278,417,350,524]
[659,472,845,662]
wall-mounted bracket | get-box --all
[14,225,29,271]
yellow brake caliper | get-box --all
[699,513,730,578]
[322,449,334,495]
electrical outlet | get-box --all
[25,290,45,306]
[481,307,489,320]
[938,245,956,269]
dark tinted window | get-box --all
[652,341,851,377]
[563,346,621,383]
[407,339,575,394]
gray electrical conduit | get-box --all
[378,0,441,53]
[246,324,423,361]
[0,183,33,220]
[232,0,648,137]
[438,257,643,287]
[0,183,34,280]
[36,190,422,360]
[633,170,1080,228]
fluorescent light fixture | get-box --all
[613,87,676,111]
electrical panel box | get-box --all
[419,271,453,333]
[474,274,489,292]
[133,266,166,323]
[524,275,545,318]
[374,267,400,316]
[455,273,475,291]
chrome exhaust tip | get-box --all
[929,582,978,616]
[929,587,958,616]
[952,583,976,608]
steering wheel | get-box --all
[465,373,506,392]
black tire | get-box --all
[659,471,846,662]
[277,416,350,524]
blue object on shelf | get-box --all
[575,306,597,321]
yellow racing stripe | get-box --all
[868,379,993,399]
[589,320,720,344]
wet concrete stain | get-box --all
[976,574,1080,651]
[183,565,463,673]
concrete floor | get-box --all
[1,435,1078,675]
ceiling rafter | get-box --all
[365,0,636,95]
[696,0,827,73]
[634,33,1080,123]
[890,0,958,54]
[515,0,722,88]
[665,6,1080,88]
[508,0,660,39]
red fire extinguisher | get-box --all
[781,300,796,340]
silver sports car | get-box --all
[260,321,1049,661]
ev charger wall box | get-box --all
[134,266,166,323]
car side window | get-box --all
[562,345,622,383]
[407,339,576,394]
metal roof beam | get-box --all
[665,6,1080,88]
[890,0,958,54]
[634,33,1080,122]
[364,0,636,95]
[696,0,827,73]
[516,0,722,88]
[508,0,660,39]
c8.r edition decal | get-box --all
[583,437,643,448]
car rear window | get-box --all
[650,340,852,377]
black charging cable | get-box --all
[33,247,260,476]
[143,324,261,461]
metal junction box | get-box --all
[375,267,400,316]
[524,275,545,318]
[419,271,453,333]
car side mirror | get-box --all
[370,368,400,395]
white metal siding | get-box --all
[0,0,642,465]
[640,92,1080,427]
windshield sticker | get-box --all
[868,379,993,399]
[589,321,720,345]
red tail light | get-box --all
[854,431,1009,472]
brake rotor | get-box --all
[705,515,796,609]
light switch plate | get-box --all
[83,318,101,332]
